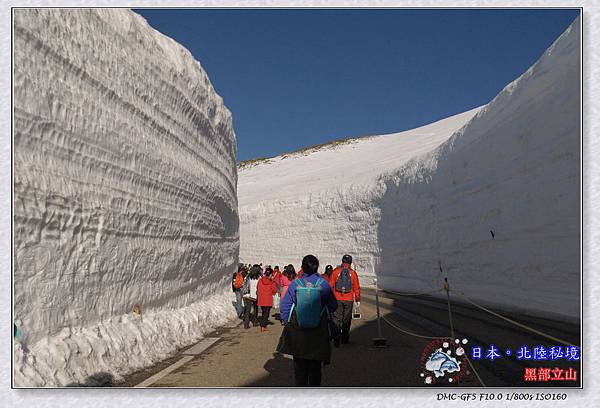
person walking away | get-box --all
[257,267,278,331]
[232,264,246,318]
[321,265,334,287]
[273,266,282,290]
[279,269,293,303]
[331,255,360,345]
[242,265,261,329]
[272,266,283,319]
[277,255,338,386]
[285,264,296,278]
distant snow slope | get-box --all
[238,17,580,320]
[13,9,238,386]
[239,108,479,275]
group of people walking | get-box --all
[231,254,361,386]
[232,263,286,330]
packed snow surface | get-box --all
[239,17,580,320]
[13,9,239,386]
[239,109,479,275]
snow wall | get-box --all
[238,17,580,320]
[13,9,239,386]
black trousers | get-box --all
[293,357,322,386]
[260,306,271,328]
[243,299,258,328]
[333,300,354,343]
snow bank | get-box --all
[378,16,580,320]
[238,17,580,320]
[13,9,238,386]
[13,286,236,387]
[238,108,478,279]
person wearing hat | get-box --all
[330,254,361,345]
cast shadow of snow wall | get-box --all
[376,17,580,321]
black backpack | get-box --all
[335,268,353,294]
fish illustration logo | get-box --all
[425,350,461,378]
[419,338,470,384]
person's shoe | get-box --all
[260,327,268,332]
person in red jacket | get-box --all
[257,267,278,331]
[330,255,360,345]
[272,266,282,290]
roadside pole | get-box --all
[373,277,387,347]
[444,277,455,342]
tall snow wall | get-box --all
[238,17,580,320]
[13,9,239,386]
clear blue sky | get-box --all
[134,8,580,162]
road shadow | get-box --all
[66,372,114,387]
[247,295,580,388]
[245,314,436,387]
[362,292,581,387]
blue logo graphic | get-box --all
[425,349,461,378]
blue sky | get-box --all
[134,8,580,162]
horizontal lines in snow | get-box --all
[14,23,236,194]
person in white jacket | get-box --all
[242,265,261,329]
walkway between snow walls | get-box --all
[13,9,239,386]
[238,17,580,321]
[12,9,580,388]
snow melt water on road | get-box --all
[239,17,580,321]
[13,9,239,386]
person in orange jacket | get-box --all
[330,255,360,345]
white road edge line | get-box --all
[134,337,220,388]
[134,356,194,388]
[182,337,220,356]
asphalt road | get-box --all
[362,288,581,387]
[119,288,580,387]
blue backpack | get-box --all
[289,277,326,328]
[335,268,353,294]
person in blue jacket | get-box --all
[277,254,338,386]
